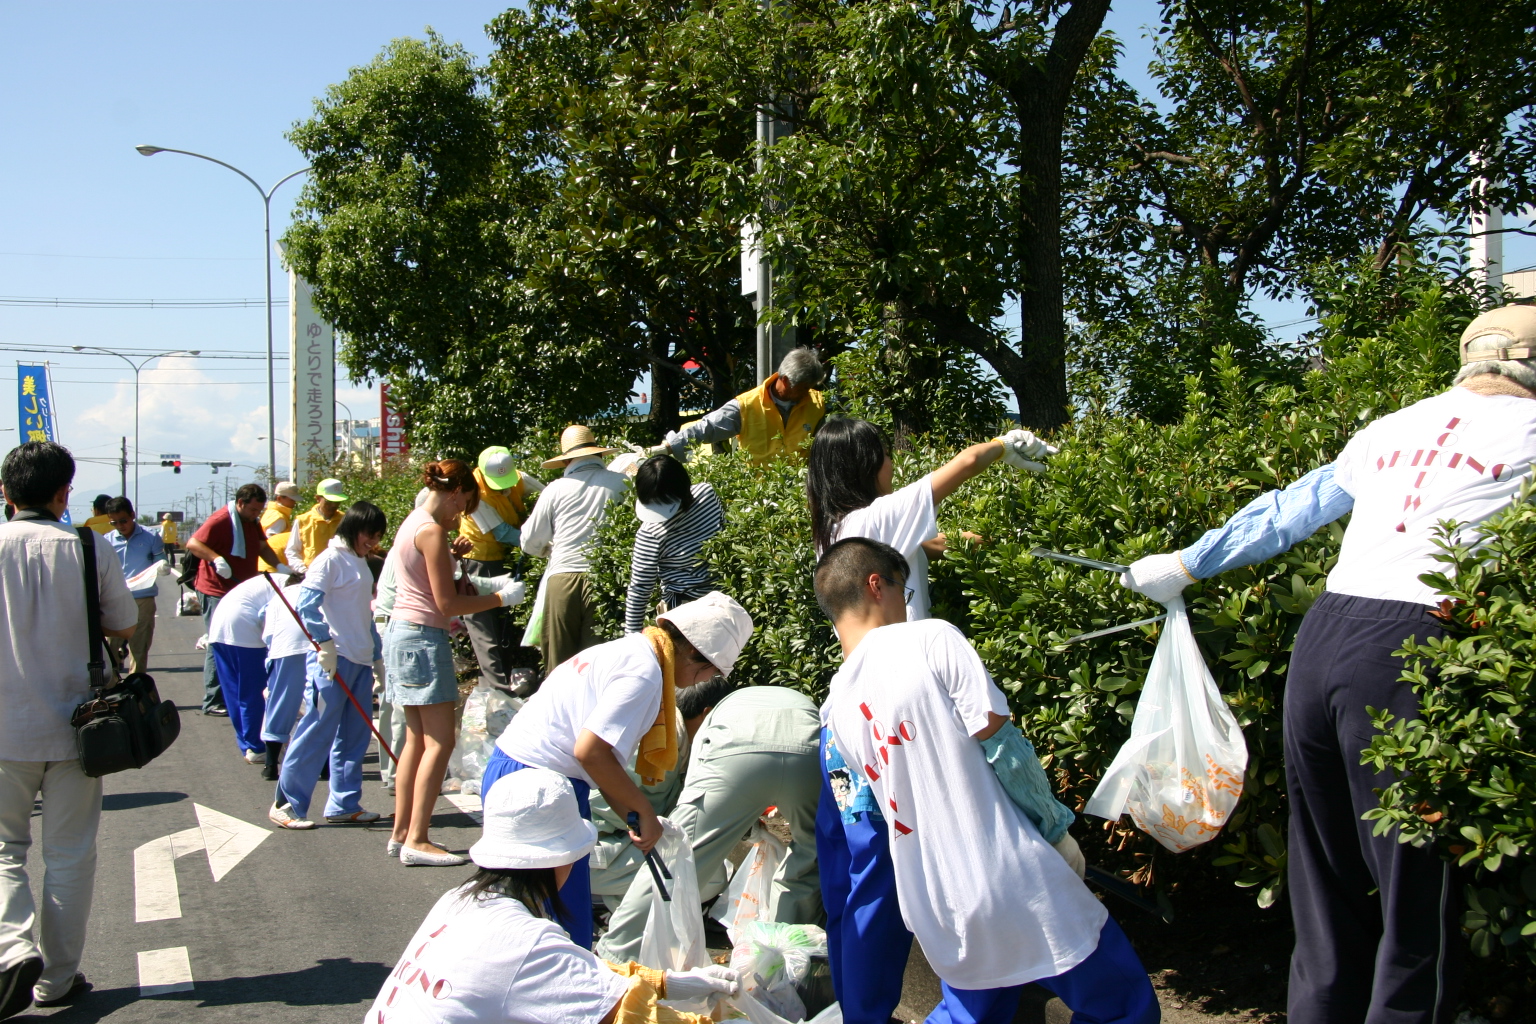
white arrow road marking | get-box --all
[133,803,271,922]
[137,946,194,995]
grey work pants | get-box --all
[595,747,822,963]
[460,558,515,690]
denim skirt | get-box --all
[382,619,459,706]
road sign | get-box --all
[133,803,270,922]
[158,453,180,460]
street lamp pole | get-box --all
[135,145,310,483]
[73,346,200,509]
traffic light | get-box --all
[161,459,181,474]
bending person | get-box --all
[624,455,725,633]
[459,446,541,692]
[485,591,754,949]
[1119,304,1536,1021]
[260,574,313,781]
[652,347,827,463]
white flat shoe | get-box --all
[399,845,467,867]
[386,839,403,857]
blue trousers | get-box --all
[211,642,267,755]
[274,655,373,819]
[816,761,912,1024]
[483,746,594,949]
[261,653,308,743]
[926,917,1157,1024]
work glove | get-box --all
[373,659,387,691]
[155,560,172,576]
[1119,552,1194,605]
[664,966,740,1001]
[271,563,298,577]
[1052,832,1087,879]
[316,640,338,676]
[497,579,528,608]
[995,429,1057,472]
[212,556,233,579]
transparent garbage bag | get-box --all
[732,991,841,1024]
[711,823,787,943]
[1084,596,1248,852]
[639,818,708,975]
[447,683,522,788]
[728,922,827,1023]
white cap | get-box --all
[657,591,754,678]
[274,481,302,501]
[469,768,598,870]
[634,498,680,523]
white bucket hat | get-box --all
[469,768,598,870]
[657,591,754,678]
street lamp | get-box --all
[72,346,200,509]
[135,144,311,482]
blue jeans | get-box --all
[261,653,308,743]
[483,747,594,949]
[274,655,374,819]
[211,643,266,755]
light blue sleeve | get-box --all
[979,722,1074,845]
[1180,462,1355,579]
[665,400,742,453]
[295,586,331,643]
[491,521,521,546]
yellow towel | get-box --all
[636,626,679,785]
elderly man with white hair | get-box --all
[651,347,827,463]
[1120,303,1536,1024]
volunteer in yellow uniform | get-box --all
[652,347,826,463]
[460,446,543,693]
[82,494,114,534]
[160,513,179,565]
[284,478,347,573]
[259,481,300,572]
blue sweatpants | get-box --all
[212,642,267,756]
[816,760,912,1024]
[927,916,1158,1024]
[274,655,374,819]
[483,746,595,949]
[261,653,308,743]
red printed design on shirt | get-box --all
[1370,416,1516,532]
[861,703,917,836]
[377,922,454,1022]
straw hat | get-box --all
[541,425,622,469]
[469,768,598,870]
[658,591,755,678]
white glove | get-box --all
[1052,832,1086,879]
[271,563,298,577]
[664,966,740,1001]
[155,560,172,576]
[996,429,1057,472]
[1119,552,1194,605]
[497,579,528,608]
[212,556,233,579]
[373,659,387,689]
[645,443,671,457]
[316,639,338,675]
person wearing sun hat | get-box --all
[484,591,754,949]
[284,478,348,573]
[521,425,629,670]
[458,446,543,693]
[369,768,738,1024]
[257,481,302,573]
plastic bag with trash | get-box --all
[639,818,708,978]
[448,683,522,795]
[733,993,842,1024]
[1085,597,1248,852]
[729,923,829,1024]
[711,823,787,943]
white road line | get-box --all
[133,826,204,923]
[137,946,194,996]
[442,793,483,823]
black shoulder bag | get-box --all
[70,527,180,777]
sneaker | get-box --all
[399,844,467,867]
[243,750,264,765]
[268,802,316,830]
[386,839,403,857]
[325,810,382,824]
[203,706,229,717]
[261,761,279,781]
[0,956,42,1021]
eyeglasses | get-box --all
[878,575,914,604]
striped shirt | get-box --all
[624,482,725,632]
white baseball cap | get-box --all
[635,498,680,523]
[657,591,754,678]
[469,768,597,870]
[274,481,302,501]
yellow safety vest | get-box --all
[459,468,529,562]
[735,374,825,463]
[161,521,178,545]
[262,531,292,571]
[292,507,343,566]
[83,514,113,536]
[257,504,294,573]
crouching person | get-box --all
[368,768,738,1024]
[815,538,1158,1024]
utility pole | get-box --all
[120,437,128,498]
[751,0,796,384]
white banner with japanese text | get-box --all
[288,271,334,485]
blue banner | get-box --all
[17,364,58,444]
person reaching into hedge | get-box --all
[1118,304,1536,1023]
[624,454,726,633]
[806,417,1056,622]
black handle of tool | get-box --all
[1084,865,1173,923]
[628,811,673,901]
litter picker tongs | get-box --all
[626,811,673,901]
[1030,548,1167,644]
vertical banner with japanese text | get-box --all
[17,364,59,443]
[288,270,335,485]
[380,382,409,462]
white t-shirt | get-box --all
[208,575,273,649]
[367,885,627,1024]
[263,587,314,661]
[1330,389,1536,605]
[824,619,1106,989]
[829,475,937,621]
[299,538,377,665]
[0,518,138,761]
[496,633,663,785]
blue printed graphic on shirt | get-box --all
[822,726,882,825]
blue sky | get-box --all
[1,2,1527,519]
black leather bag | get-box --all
[70,527,180,777]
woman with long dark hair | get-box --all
[806,418,1055,621]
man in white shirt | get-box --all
[522,425,628,671]
[1121,304,1536,1022]
[816,537,1156,1024]
[0,442,137,1014]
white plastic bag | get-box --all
[732,992,841,1024]
[711,823,787,943]
[1085,597,1248,852]
[638,818,707,974]
[448,683,522,785]
[730,922,826,1023]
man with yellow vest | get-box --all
[460,446,543,692]
[258,481,301,572]
[82,494,115,535]
[652,347,826,463]
[283,478,347,573]
[160,512,179,567]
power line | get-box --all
[0,343,285,361]
[0,295,290,309]
[0,251,258,262]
